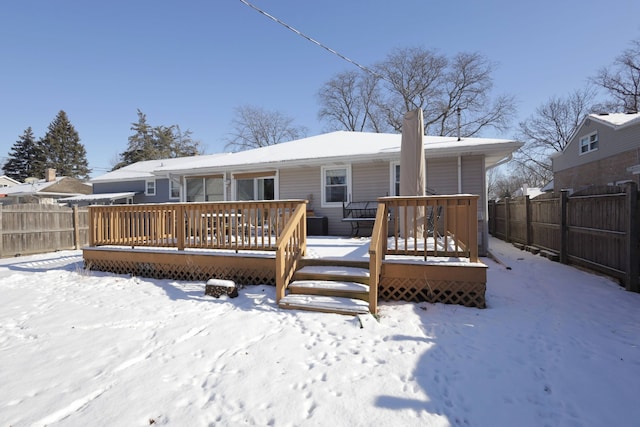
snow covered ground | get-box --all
[1,237,639,426]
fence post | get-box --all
[560,190,568,264]
[504,197,511,242]
[625,182,639,292]
[488,200,494,235]
[525,195,531,246]
[72,205,80,250]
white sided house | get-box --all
[147,131,522,255]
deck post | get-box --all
[176,204,185,251]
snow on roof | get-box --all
[589,112,640,128]
[0,177,66,196]
[154,131,522,175]
[60,192,137,202]
[91,154,229,183]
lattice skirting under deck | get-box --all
[83,248,276,286]
[379,277,486,308]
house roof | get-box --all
[587,112,640,128]
[0,176,92,198]
[60,192,138,203]
[151,131,522,176]
[91,154,230,183]
[0,175,21,186]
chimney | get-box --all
[45,168,56,182]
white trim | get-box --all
[169,179,180,200]
[390,161,400,196]
[321,165,351,208]
[578,131,598,155]
[145,179,156,196]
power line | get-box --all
[238,0,381,78]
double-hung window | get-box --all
[579,132,598,154]
[321,166,350,207]
[145,179,156,196]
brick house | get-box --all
[551,112,640,192]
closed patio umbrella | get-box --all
[399,108,426,238]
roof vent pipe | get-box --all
[457,107,461,141]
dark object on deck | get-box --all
[342,201,378,237]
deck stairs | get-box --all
[278,258,372,316]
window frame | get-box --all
[390,161,401,196]
[233,171,278,201]
[169,179,180,200]
[579,131,598,155]
[145,179,156,196]
[321,165,351,208]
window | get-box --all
[579,132,598,154]
[186,176,224,202]
[145,180,156,196]
[169,180,180,199]
[236,177,275,201]
[391,162,401,196]
[322,166,350,207]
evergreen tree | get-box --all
[40,110,91,180]
[113,110,203,170]
[3,127,46,181]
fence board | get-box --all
[488,183,639,291]
[0,204,89,258]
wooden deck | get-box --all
[83,197,488,313]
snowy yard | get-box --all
[1,237,639,426]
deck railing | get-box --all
[378,195,479,262]
[275,204,307,303]
[89,200,308,252]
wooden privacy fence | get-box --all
[0,204,89,258]
[488,182,639,292]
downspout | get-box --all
[457,156,462,193]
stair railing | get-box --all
[275,203,308,303]
[367,201,388,314]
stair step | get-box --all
[294,265,370,284]
[289,279,369,300]
[301,258,369,269]
[279,294,370,315]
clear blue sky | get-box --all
[1,0,639,177]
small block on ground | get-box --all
[205,279,238,298]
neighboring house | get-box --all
[89,155,229,205]
[552,112,640,192]
[0,175,21,188]
[0,168,92,204]
[92,131,521,255]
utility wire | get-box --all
[238,0,381,78]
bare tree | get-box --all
[487,166,528,200]
[592,38,640,113]
[225,105,308,151]
[317,71,388,132]
[514,88,597,185]
[318,47,515,137]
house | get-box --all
[91,131,521,255]
[0,168,92,204]
[88,154,229,205]
[0,175,21,188]
[551,112,640,192]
